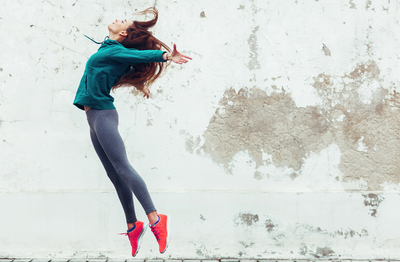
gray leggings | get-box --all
[86,108,156,224]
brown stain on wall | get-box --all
[201,61,400,190]
[349,0,356,9]
[363,193,384,216]
[314,247,335,257]
[312,61,400,190]
[239,241,255,248]
[301,224,368,239]
[322,44,331,56]
[366,0,372,10]
[235,213,259,226]
[202,87,331,173]
[265,219,276,232]
[248,26,261,70]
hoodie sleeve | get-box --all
[108,46,167,64]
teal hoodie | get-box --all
[73,39,167,110]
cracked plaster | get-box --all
[200,61,400,191]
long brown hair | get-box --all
[113,7,170,92]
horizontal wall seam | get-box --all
[0,189,399,194]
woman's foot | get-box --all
[150,214,170,254]
[121,221,148,257]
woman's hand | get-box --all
[142,87,150,99]
[165,44,192,64]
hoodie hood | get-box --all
[98,39,124,51]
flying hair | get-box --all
[113,7,171,94]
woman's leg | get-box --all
[89,127,137,224]
[87,109,157,217]
[147,211,159,225]
[87,109,168,255]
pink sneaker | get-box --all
[150,214,170,254]
[119,221,147,257]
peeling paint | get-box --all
[273,233,286,247]
[235,213,259,226]
[312,61,400,190]
[239,241,255,248]
[193,243,212,258]
[363,193,384,217]
[349,0,356,9]
[299,244,308,255]
[247,26,260,70]
[202,87,329,173]
[254,171,263,180]
[335,228,368,238]
[265,219,276,232]
[290,172,299,180]
[322,44,331,56]
[301,224,369,239]
[314,247,335,257]
[366,0,372,10]
[202,61,400,190]
[185,135,201,154]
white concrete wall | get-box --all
[1,0,400,259]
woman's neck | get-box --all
[108,32,123,42]
[108,35,119,41]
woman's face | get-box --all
[108,19,134,34]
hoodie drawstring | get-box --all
[83,35,109,44]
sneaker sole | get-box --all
[160,215,170,254]
[133,223,148,257]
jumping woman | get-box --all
[73,7,191,256]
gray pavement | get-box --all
[0,259,397,262]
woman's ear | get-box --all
[119,31,128,37]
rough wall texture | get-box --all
[201,60,400,190]
[1,0,400,260]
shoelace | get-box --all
[151,226,161,242]
[118,232,128,236]
[83,34,109,44]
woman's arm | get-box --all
[162,44,192,64]
[112,44,192,99]
[109,43,192,65]
[109,47,166,64]
[141,44,192,99]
